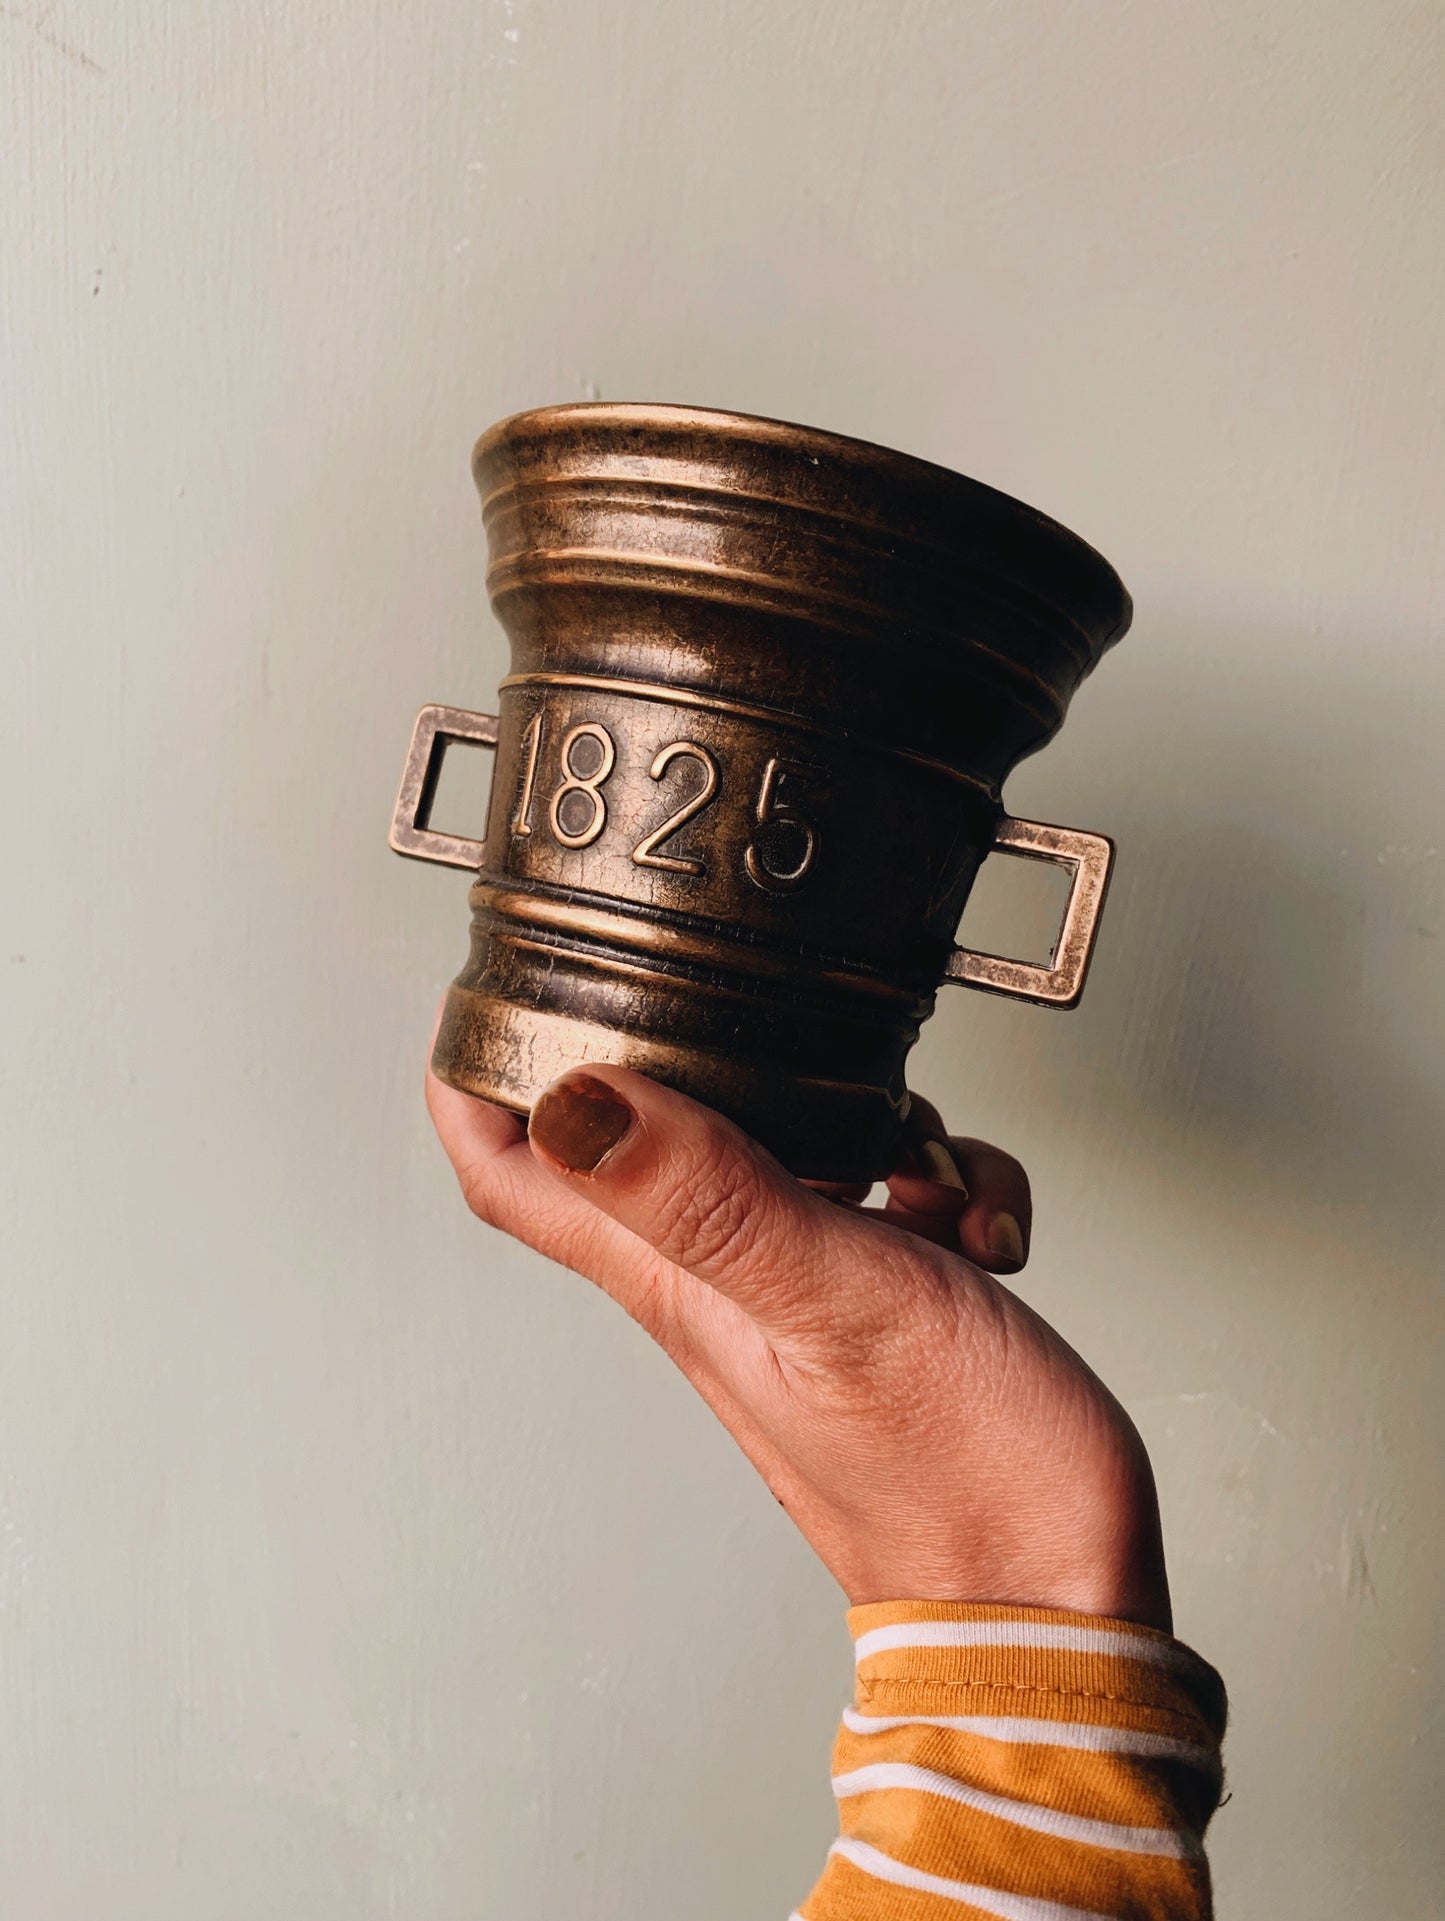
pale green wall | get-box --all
[4,2,1442,1915]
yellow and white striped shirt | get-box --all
[796,1602,1227,1921]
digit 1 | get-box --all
[511,711,542,836]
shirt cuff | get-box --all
[796,1602,1227,1921]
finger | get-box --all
[525,1066,917,1340]
[887,1098,1032,1274]
[876,1096,974,1251]
[804,1177,874,1207]
[900,1093,971,1195]
[889,1136,1032,1273]
[947,1136,1032,1272]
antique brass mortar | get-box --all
[391,403,1129,1180]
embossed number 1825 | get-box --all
[509,713,818,892]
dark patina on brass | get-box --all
[391,403,1130,1180]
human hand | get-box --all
[427,1062,1170,1630]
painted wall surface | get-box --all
[4,2,1442,1914]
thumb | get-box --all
[525,1066,907,1342]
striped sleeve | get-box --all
[792,1602,1228,1921]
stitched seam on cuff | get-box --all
[856,1677,1221,1742]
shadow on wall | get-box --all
[1017,607,1444,1277]
[1019,609,1445,1909]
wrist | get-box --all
[834,1423,1172,1632]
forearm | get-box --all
[797,1603,1227,1921]
[428,1069,1227,1914]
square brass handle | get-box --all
[388,704,499,870]
[945,817,1115,1009]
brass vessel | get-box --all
[391,403,1129,1180]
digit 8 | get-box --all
[548,722,616,848]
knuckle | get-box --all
[627,1259,694,1357]
[655,1139,767,1272]
[455,1152,511,1230]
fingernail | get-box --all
[918,1138,969,1196]
[529,1074,635,1173]
[986,1210,1026,1267]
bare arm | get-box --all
[428,1063,1224,1916]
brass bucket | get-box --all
[391,403,1129,1180]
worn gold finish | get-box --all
[390,402,1130,1179]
